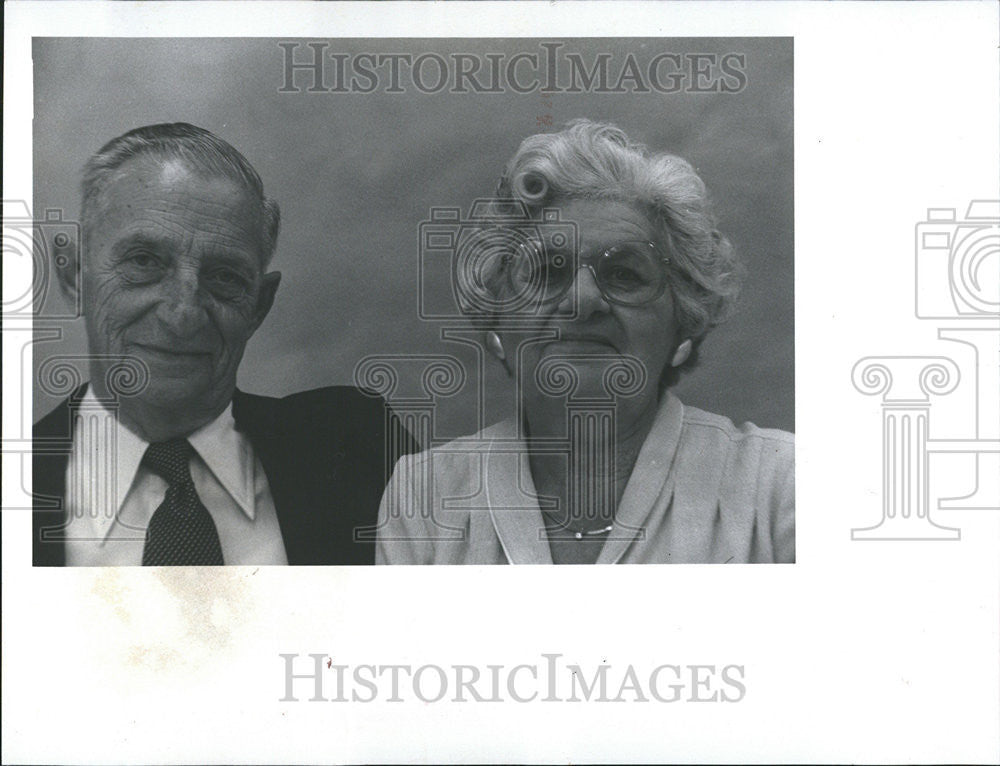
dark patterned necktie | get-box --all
[141,439,224,566]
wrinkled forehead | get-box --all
[87,156,269,261]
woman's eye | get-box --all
[607,266,644,285]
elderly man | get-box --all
[33,123,414,566]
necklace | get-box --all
[543,513,615,540]
[565,524,614,541]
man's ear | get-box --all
[54,233,81,304]
[251,271,282,332]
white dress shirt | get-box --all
[63,388,287,566]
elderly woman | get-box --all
[377,119,793,565]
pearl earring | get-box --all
[485,331,506,361]
[671,338,692,368]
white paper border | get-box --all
[4,2,999,763]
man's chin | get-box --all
[131,346,213,374]
[127,379,220,415]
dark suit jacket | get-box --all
[32,385,418,566]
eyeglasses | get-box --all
[503,239,671,307]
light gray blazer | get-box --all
[375,393,794,565]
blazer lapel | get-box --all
[485,420,554,565]
[596,393,685,565]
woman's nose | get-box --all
[561,264,609,316]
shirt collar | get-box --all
[75,388,256,543]
[187,403,257,520]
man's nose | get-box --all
[560,264,610,317]
[156,269,209,337]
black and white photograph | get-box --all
[28,36,794,568]
[3,2,998,763]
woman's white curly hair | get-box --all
[494,118,742,387]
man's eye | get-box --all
[211,270,240,284]
[120,252,164,281]
[206,270,250,296]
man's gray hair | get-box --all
[81,123,281,264]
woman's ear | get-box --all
[671,338,692,368]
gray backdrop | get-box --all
[33,37,793,437]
